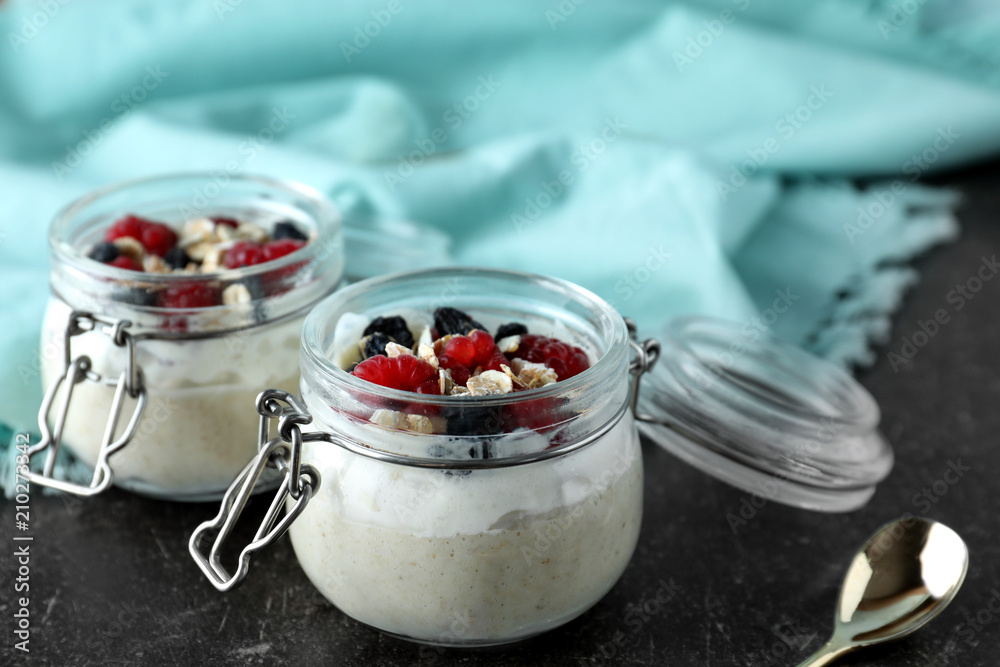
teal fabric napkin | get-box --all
[1,0,996,492]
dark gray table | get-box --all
[3,162,997,667]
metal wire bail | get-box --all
[189,389,320,592]
[26,311,147,496]
[625,318,662,422]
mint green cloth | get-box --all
[1,0,997,491]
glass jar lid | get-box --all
[634,316,893,513]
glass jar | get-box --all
[192,268,645,645]
[189,267,893,646]
[28,173,343,500]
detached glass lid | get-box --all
[632,316,893,513]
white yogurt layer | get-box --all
[39,297,303,499]
[289,415,643,642]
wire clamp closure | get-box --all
[26,311,146,496]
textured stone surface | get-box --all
[2,163,997,666]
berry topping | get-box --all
[352,354,437,391]
[468,329,495,365]
[510,334,590,379]
[261,239,305,262]
[158,283,219,309]
[362,315,415,349]
[363,332,391,359]
[495,322,528,340]
[273,221,308,241]
[441,404,504,437]
[87,241,119,263]
[105,214,149,242]
[108,255,142,271]
[211,217,240,228]
[415,380,441,395]
[433,307,486,336]
[163,247,191,270]
[482,346,511,372]
[444,335,477,367]
[444,363,470,387]
[224,241,267,269]
[139,221,178,257]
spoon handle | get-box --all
[795,639,854,667]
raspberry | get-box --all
[105,214,148,242]
[352,354,436,391]
[139,221,178,256]
[211,217,240,228]
[509,334,590,379]
[108,255,142,271]
[224,241,266,269]
[444,335,476,367]
[158,283,219,309]
[438,354,471,386]
[448,365,470,387]
[415,380,441,395]
[483,346,510,372]
[468,329,494,365]
[261,239,304,262]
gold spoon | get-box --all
[795,517,968,666]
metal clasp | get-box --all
[26,311,146,496]
[189,389,320,592]
[625,318,661,423]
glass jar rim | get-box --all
[300,266,630,406]
[49,172,342,297]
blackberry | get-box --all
[273,221,308,241]
[163,247,191,270]
[363,315,414,349]
[87,241,119,263]
[116,286,158,307]
[495,322,528,339]
[441,403,504,437]
[362,331,391,359]
[433,307,486,337]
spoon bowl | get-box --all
[796,516,968,666]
